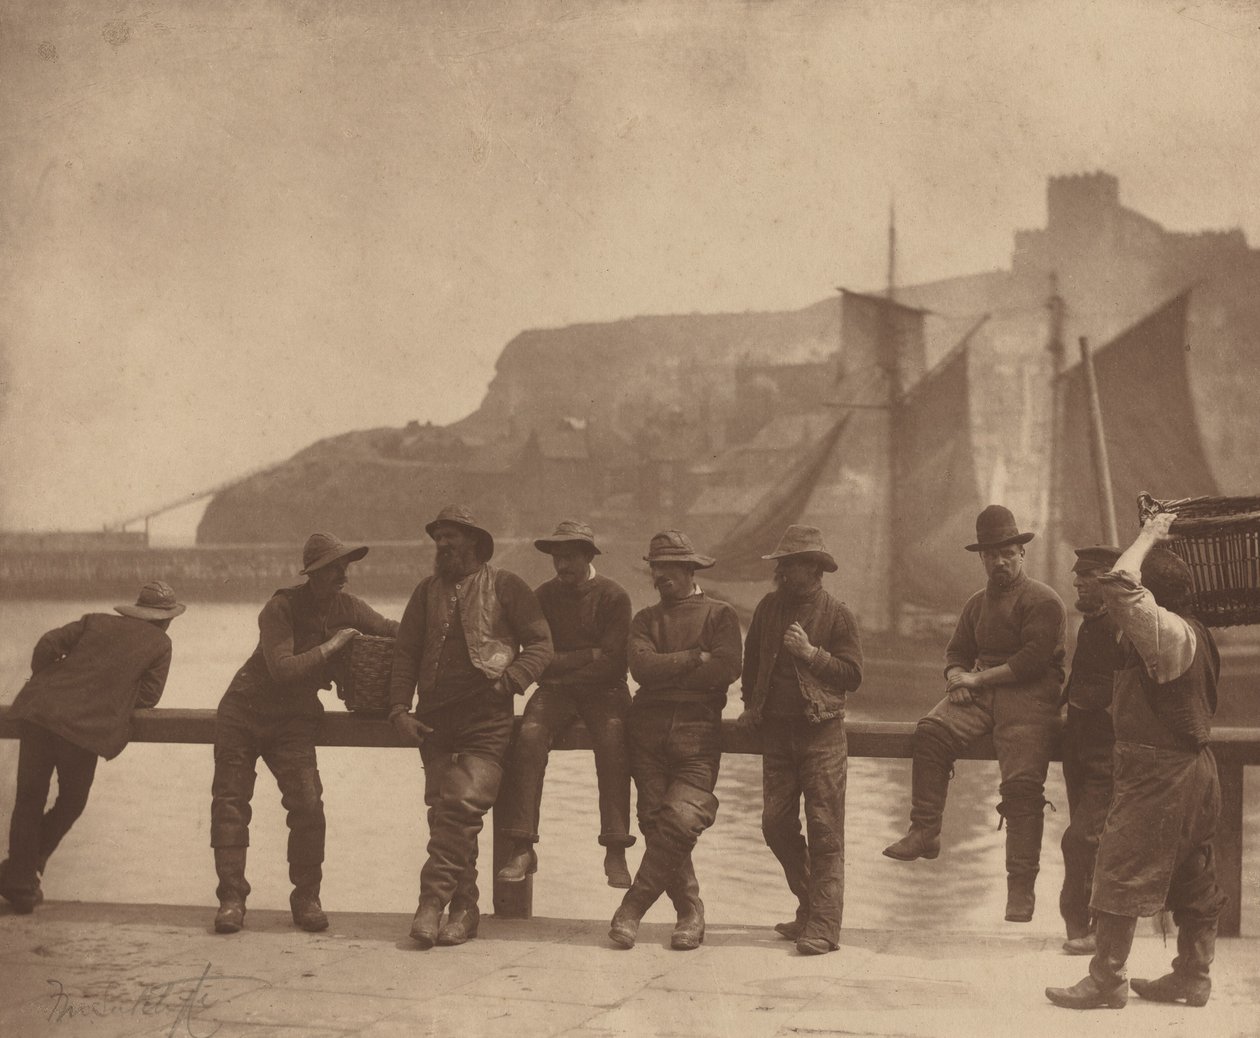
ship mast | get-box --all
[1044,272,1067,586]
[883,197,904,632]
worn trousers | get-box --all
[919,680,1060,811]
[626,700,721,914]
[1059,705,1114,938]
[210,692,326,866]
[496,683,635,848]
[5,721,99,893]
[761,715,847,946]
[417,695,515,910]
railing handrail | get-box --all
[1,704,1256,936]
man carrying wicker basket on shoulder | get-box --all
[209,533,400,935]
[388,505,553,949]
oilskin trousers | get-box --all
[622,701,721,918]
[5,721,99,894]
[210,693,327,896]
[417,696,514,912]
[496,684,635,849]
[1059,705,1113,938]
[761,715,847,948]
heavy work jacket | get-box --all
[740,586,863,724]
[1090,568,1221,917]
[8,613,172,760]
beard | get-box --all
[434,544,479,580]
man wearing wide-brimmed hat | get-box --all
[883,505,1066,926]
[388,505,553,949]
[496,520,636,889]
[738,525,863,955]
[608,530,742,951]
[0,581,185,914]
[209,534,398,936]
[1058,544,1125,956]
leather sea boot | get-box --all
[496,839,537,883]
[604,846,632,889]
[1002,802,1045,923]
[1131,920,1215,1007]
[883,752,950,861]
[1062,933,1097,956]
[410,896,444,949]
[289,862,329,933]
[774,906,809,942]
[213,847,250,934]
[666,857,704,951]
[1046,912,1135,1010]
[437,900,480,946]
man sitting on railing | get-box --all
[496,520,636,890]
[1047,512,1225,1010]
[1,581,185,915]
[883,505,1066,925]
[208,534,399,936]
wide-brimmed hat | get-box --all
[425,504,495,561]
[762,524,838,573]
[965,505,1036,552]
[1072,545,1122,574]
[535,519,602,556]
[299,532,369,575]
[115,580,186,621]
[643,530,715,570]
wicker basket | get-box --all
[1138,492,1260,627]
[331,634,396,714]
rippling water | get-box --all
[2,598,1255,936]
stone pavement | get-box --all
[1,902,1257,1038]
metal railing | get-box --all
[1,706,1255,936]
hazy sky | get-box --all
[1,0,1258,535]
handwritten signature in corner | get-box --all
[44,962,269,1038]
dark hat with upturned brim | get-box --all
[299,532,369,575]
[965,505,1036,552]
[643,530,715,570]
[425,504,495,561]
[115,580,186,621]
[535,519,602,556]
[762,524,838,573]
[1072,545,1122,574]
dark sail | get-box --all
[892,344,984,611]
[706,414,851,582]
[1059,291,1217,546]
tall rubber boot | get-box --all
[1003,802,1045,922]
[1046,911,1135,1009]
[289,862,328,932]
[213,847,250,934]
[797,851,843,954]
[1131,920,1215,1007]
[665,855,704,951]
[883,751,951,861]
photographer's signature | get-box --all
[44,962,266,1037]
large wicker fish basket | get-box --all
[1139,492,1260,628]
[331,634,396,714]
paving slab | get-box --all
[2,902,1258,1037]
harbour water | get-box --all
[1,596,1256,939]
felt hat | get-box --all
[425,504,495,561]
[761,524,838,573]
[115,580,186,620]
[965,505,1036,552]
[299,532,368,575]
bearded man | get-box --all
[883,505,1066,925]
[608,530,742,951]
[1059,545,1125,955]
[1047,512,1225,1010]
[388,505,553,949]
[738,525,863,955]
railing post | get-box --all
[1214,752,1244,938]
